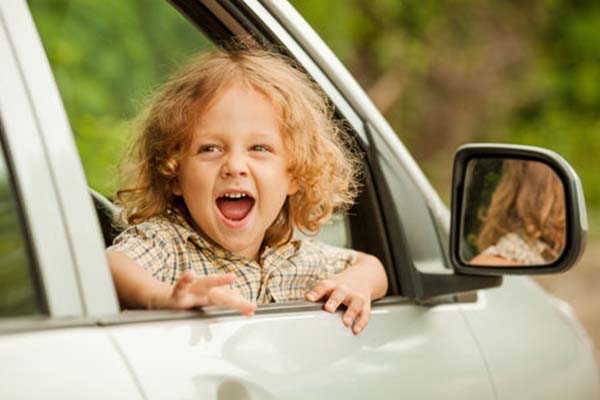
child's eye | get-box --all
[251,144,272,152]
[198,144,222,153]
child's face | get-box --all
[173,85,298,262]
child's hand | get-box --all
[304,252,388,335]
[154,271,257,316]
[305,278,372,335]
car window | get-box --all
[296,213,351,248]
[0,133,41,317]
[27,0,354,303]
[28,0,353,251]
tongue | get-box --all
[217,198,254,221]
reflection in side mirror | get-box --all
[461,158,566,267]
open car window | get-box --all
[28,0,355,249]
[28,0,374,313]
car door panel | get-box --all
[0,326,143,399]
[109,303,494,399]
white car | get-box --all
[0,0,597,399]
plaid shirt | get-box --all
[108,212,357,304]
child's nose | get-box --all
[220,154,249,178]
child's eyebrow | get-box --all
[249,129,286,140]
[191,131,225,142]
[191,130,282,146]
[249,133,278,142]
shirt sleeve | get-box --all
[306,239,358,277]
[482,233,546,265]
[107,222,175,282]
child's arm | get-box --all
[107,250,257,315]
[304,251,388,335]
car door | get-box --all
[18,0,497,398]
[0,3,142,398]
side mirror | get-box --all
[450,144,587,276]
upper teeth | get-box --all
[223,193,247,199]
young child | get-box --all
[106,46,387,335]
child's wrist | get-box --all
[145,285,169,310]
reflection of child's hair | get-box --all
[116,45,361,246]
[477,160,565,260]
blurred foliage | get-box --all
[292,0,600,211]
[0,176,39,317]
[24,0,600,211]
[589,209,600,240]
[28,0,213,197]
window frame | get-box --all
[0,3,85,322]
[3,0,120,317]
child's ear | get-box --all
[287,177,299,196]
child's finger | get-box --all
[353,304,372,335]
[324,285,349,313]
[208,287,257,316]
[174,294,210,310]
[342,298,363,327]
[305,279,336,302]
[172,271,195,298]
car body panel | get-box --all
[0,326,143,399]
[109,302,494,399]
[460,277,600,399]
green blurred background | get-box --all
[293,0,600,232]
[28,0,600,235]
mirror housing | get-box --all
[450,144,587,276]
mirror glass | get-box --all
[461,158,566,267]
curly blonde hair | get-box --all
[116,45,361,247]
[477,159,566,261]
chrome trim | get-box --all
[98,297,412,326]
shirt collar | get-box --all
[260,240,300,265]
[165,208,299,265]
[166,209,213,248]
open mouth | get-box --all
[215,192,255,223]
